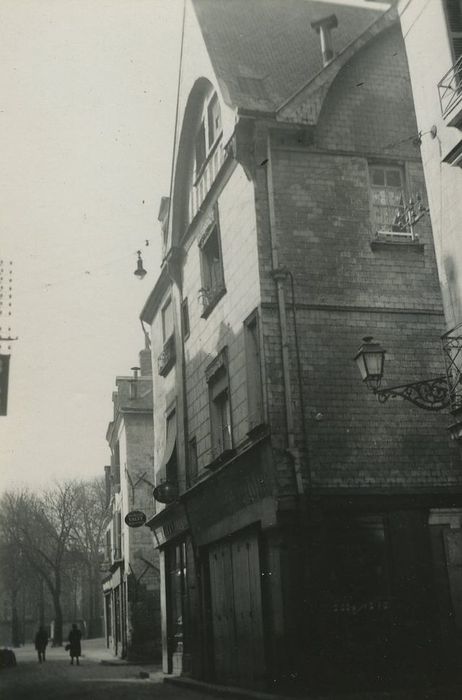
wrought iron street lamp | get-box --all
[354,336,449,411]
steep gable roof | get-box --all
[192,0,385,113]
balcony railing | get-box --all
[158,334,176,377]
[372,195,428,243]
[438,55,462,121]
[442,321,462,413]
[198,284,226,319]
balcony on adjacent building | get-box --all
[438,55,462,126]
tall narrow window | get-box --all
[207,93,222,147]
[195,121,207,174]
[199,211,226,318]
[206,351,233,461]
[105,530,112,563]
[445,0,462,61]
[113,511,122,560]
[369,164,409,237]
[245,312,264,431]
[158,296,176,376]
[165,409,178,485]
[162,297,174,342]
[112,441,121,489]
[187,437,198,487]
[181,298,190,340]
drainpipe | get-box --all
[265,131,305,499]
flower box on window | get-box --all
[158,334,176,376]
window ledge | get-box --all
[199,286,226,319]
[205,447,236,470]
[246,422,270,441]
[370,233,424,252]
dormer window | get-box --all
[311,14,338,66]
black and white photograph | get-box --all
[1,0,462,698]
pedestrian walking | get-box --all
[34,626,48,663]
[67,623,82,666]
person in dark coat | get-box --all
[68,623,82,665]
[34,626,48,663]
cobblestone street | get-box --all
[0,640,199,700]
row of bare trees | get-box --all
[0,478,108,646]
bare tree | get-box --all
[72,477,108,637]
[0,483,81,645]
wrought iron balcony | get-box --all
[442,322,462,413]
[438,55,462,124]
[157,334,176,377]
[198,284,226,319]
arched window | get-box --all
[189,91,224,221]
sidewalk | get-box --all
[79,638,164,680]
[164,674,462,700]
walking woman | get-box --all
[67,623,82,665]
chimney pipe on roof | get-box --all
[311,14,338,66]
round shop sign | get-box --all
[124,510,147,528]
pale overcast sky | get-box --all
[0,0,183,490]
[0,0,387,492]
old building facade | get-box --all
[142,0,462,691]
[395,1,462,440]
[102,349,161,662]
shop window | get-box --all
[167,542,187,666]
[198,212,226,318]
[321,514,391,659]
[244,311,264,432]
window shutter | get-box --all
[446,0,462,60]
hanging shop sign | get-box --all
[124,510,147,528]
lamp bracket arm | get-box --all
[374,375,449,411]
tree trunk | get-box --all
[53,598,63,646]
[11,590,20,647]
[38,578,45,627]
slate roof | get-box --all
[192,0,385,113]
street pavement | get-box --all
[0,639,201,700]
[2,639,462,700]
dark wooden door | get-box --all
[208,530,265,686]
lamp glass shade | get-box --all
[354,338,386,386]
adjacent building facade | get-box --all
[102,349,161,662]
[395,0,462,439]
[141,0,462,692]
